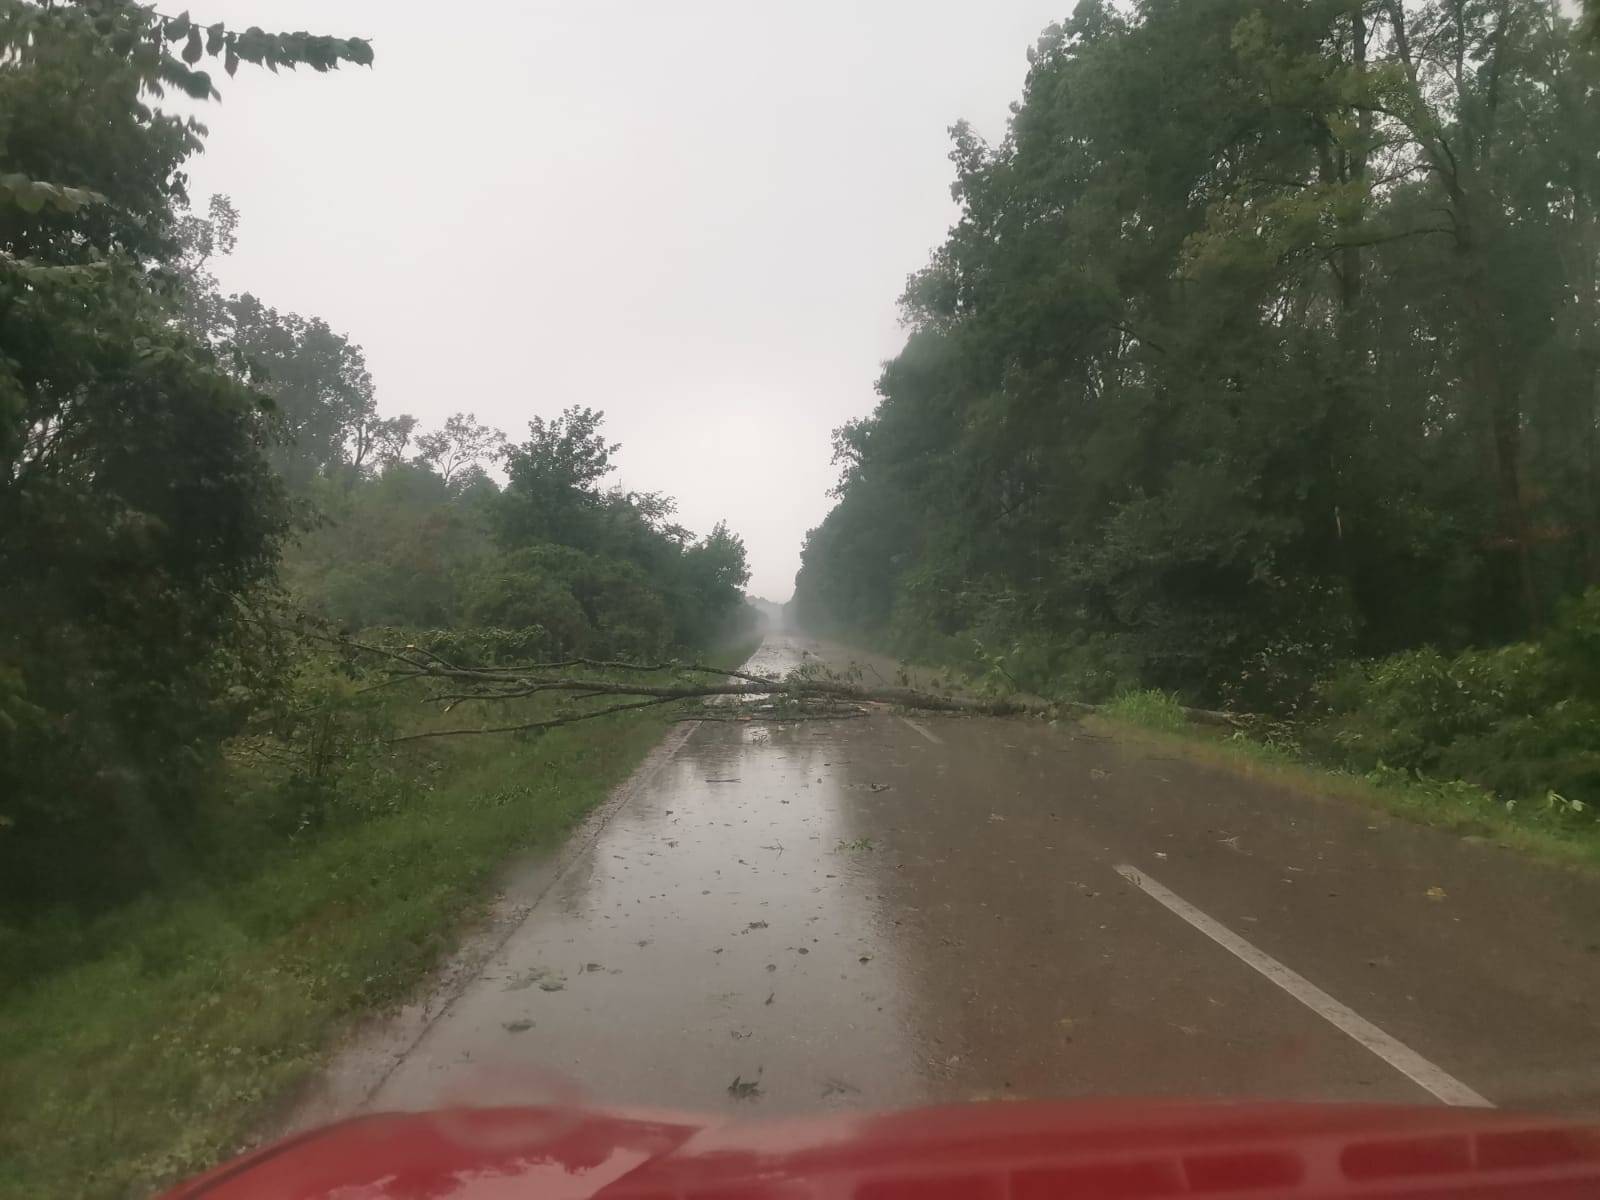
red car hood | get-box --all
[163,1100,1600,1199]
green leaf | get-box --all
[206,23,224,56]
[179,68,214,100]
[182,28,202,64]
[345,37,374,67]
[225,43,239,76]
[234,27,267,64]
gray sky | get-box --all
[185,2,1066,600]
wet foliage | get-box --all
[792,0,1600,820]
[795,0,1600,720]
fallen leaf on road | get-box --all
[538,980,565,992]
[1154,851,1168,859]
[1090,768,1110,780]
[766,963,777,971]
[503,1020,534,1033]
[584,962,603,972]
[747,920,768,930]
[1426,886,1447,900]
[765,991,775,1005]
[706,778,740,783]
[822,1078,860,1098]
[727,1074,763,1100]
[502,967,551,992]
[988,813,1006,823]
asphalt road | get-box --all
[296,632,1600,1124]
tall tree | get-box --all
[0,0,374,905]
[415,411,506,486]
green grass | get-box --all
[0,706,671,1200]
[1084,713,1600,872]
[1098,689,1190,734]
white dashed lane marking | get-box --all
[900,717,942,744]
[1114,863,1492,1108]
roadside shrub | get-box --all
[1544,587,1600,700]
[1313,643,1549,773]
[1215,583,1358,717]
[1050,632,1146,702]
[232,659,400,837]
[1309,589,1600,817]
[1441,701,1600,817]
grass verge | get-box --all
[0,705,673,1200]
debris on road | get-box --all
[502,1020,534,1033]
[503,967,554,992]
[727,1073,763,1100]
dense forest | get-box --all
[0,1,751,913]
[794,0,1600,811]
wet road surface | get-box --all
[304,633,1600,1121]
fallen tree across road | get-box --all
[331,637,1245,739]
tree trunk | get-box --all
[1458,236,1540,633]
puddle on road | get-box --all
[372,636,925,1116]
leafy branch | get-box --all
[0,0,374,103]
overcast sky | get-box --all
[184,2,1066,600]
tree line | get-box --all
[793,0,1600,820]
[796,0,1600,715]
[0,1,751,911]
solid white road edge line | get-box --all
[1113,863,1493,1108]
[899,716,943,744]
